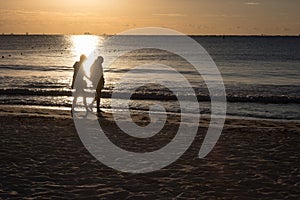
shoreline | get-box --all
[1,104,299,123]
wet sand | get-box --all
[0,105,299,199]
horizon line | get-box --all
[1,33,300,37]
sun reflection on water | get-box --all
[71,35,102,76]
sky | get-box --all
[0,0,299,35]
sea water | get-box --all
[0,35,299,120]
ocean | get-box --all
[0,35,299,120]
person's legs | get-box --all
[83,94,89,111]
[96,98,100,113]
[96,88,102,113]
[95,76,104,113]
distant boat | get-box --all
[102,33,108,38]
[84,32,92,35]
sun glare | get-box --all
[71,35,100,57]
[71,35,101,76]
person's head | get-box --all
[80,54,87,62]
[97,56,104,64]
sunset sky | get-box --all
[0,0,299,35]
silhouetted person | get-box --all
[90,56,105,113]
[71,54,89,114]
[71,54,87,89]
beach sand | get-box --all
[0,105,299,199]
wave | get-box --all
[225,94,300,104]
[0,64,72,71]
[0,88,299,104]
[0,89,71,96]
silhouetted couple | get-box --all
[71,54,105,114]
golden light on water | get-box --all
[71,35,100,56]
[71,35,101,76]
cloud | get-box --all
[200,14,242,18]
[152,13,187,17]
[245,2,260,6]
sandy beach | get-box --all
[0,105,299,199]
